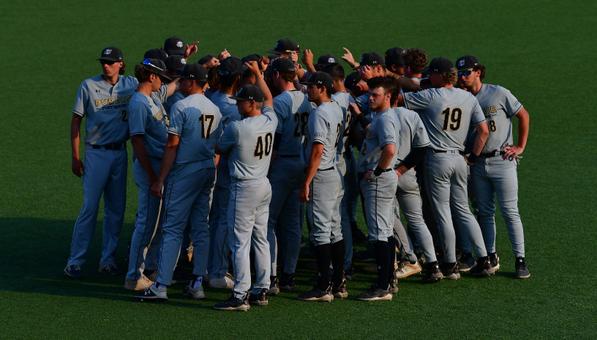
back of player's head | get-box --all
[302,71,333,95]
[321,63,345,81]
[165,55,187,80]
[218,57,243,89]
[429,57,457,85]
[404,48,428,74]
[384,47,406,69]
[456,55,486,80]
[271,58,296,82]
[271,38,300,55]
[344,71,364,96]
[181,63,209,86]
[315,54,338,71]
[360,52,385,68]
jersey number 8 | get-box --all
[254,133,273,159]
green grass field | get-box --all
[1,0,596,338]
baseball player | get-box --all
[208,56,244,290]
[456,55,531,279]
[398,57,492,279]
[213,62,277,311]
[135,64,222,301]
[355,77,400,301]
[266,58,312,293]
[124,58,177,291]
[64,47,137,279]
[404,48,428,86]
[298,72,345,302]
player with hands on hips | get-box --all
[457,55,531,279]
[213,61,278,311]
[64,47,137,279]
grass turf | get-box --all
[1,0,596,338]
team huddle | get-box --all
[64,37,531,311]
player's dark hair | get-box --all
[119,61,126,75]
[322,63,345,81]
[277,70,296,82]
[367,76,397,96]
[440,68,458,86]
[134,64,152,82]
[474,64,486,80]
[404,48,427,74]
[219,73,240,91]
[207,67,219,90]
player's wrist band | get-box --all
[373,167,391,176]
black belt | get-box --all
[431,149,464,155]
[89,142,125,150]
[319,166,335,171]
[480,150,503,158]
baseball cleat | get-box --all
[488,253,500,274]
[214,295,250,311]
[98,263,120,276]
[268,276,280,295]
[395,261,422,279]
[135,284,167,302]
[440,262,461,280]
[332,278,349,299]
[389,278,399,294]
[184,279,206,300]
[357,286,393,301]
[421,262,443,283]
[249,288,269,306]
[124,274,154,291]
[279,273,296,291]
[515,257,531,279]
[298,287,334,302]
[470,256,493,277]
[458,253,475,273]
[209,275,234,289]
[64,265,82,279]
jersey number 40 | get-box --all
[254,133,273,159]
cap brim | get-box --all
[98,57,121,62]
[229,95,248,101]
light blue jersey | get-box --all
[168,93,223,165]
[475,84,522,152]
[164,90,185,114]
[273,90,313,156]
[72,75,138,145]
[210,91,241,127]
[359,109,400,171]
[128,86,169,158]
[404,87,484,152]
[303,101,343,170]
[218,106,278,180]
[394,107,431,162]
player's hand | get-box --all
[260,56,270,71]
[299,183,310,203]
[395,164,408,178]
[502,145,524,161]
[150,180,163,198]
[341,47,357,68]
[348,102,362,117]
[204,57,220,69]
[184,41,199,58]
[360,65,374,80]
[244,60,261,76]
[218,49,231,60]
[364,170,375,181]
[302,49,314,66]
[72,158,84,177]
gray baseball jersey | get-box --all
[303,101,343,170]
[273,90,313,156]
[393,107,431,163]
[404,87,485,151]
[128,85,169,158]
[475,84,522,152]
[218,106,279,179]
[358,110,401,172]
[332,91,351,156]
[73,75,138,145]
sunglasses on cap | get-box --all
[458,68,474,77]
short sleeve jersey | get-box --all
[164,90,185,113]
[303,101,343,170]
[273,90,313,156]
[475,84,523,153]
[167,93,223,165]
[332,91,351,155]
[359,109,400,171]
[210,91,242,127]
[404,87,485,152]
[218,106,278,180]
[72,75,138,145]
[394,107,431,162]
[128,85,169,158]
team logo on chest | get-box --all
[483,105,498,117]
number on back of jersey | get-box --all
[293,112,309,137]
[200,114,215,138]
[441,107,462,131]
[254,133,273,159]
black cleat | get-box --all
[135,285,168,302]
[421,262,443,283]
[249,288,269,306]
[515,257,531,279]
[214,295,250,311]
[440,262,461,280]
[268,276,280,295]
[458,253,475,273]
[470,256,492,277]
[488,252,500,274]
[64,265,82,279]
[279,273,296,292]
[298,287,334,302]
[357,285,393,301]
[332,278,349,299]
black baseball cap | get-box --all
[456,55,480,70]
[271,58,296,73]
[301,71,333,90]
[385,47,406,67]
[344,71,362,91]
[143,48,168,63]
[163,36,185,56]
[98,47,123,62]
[271,38,300,54]
[428,57,454,73]
[165,55,187,78]
[181,63,208,81]
[242,54,262,64]
[218,56,243,77]
[317,54,338,66]
[141,58,171,80]
[230,84,264,102]
[360,52,385,67]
